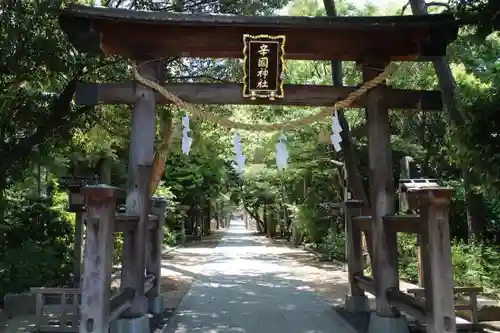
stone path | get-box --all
[163,220,356,333]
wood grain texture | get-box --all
[59,5,458,60]
[364,61,399,317]
[419,188,457,333]
[80,191,116,333]
[75,82,443,111]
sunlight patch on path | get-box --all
[163,220,357,333]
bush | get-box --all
[397,233,419,283]
[322,228,346,261]
[397,235,500,297]
[314,222,500,298]
[163,227,179,246]
[0,195,74,299]
[292,204,331,244]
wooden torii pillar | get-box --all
[362,58,409,333]
[117,59,161,331]
[147,197,168,314]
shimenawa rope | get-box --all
[131,62,399,132]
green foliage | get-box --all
[397,234,419,282]
[241,0,500,299]
[396,234,500,297]
[0,0,285,297]
[452,0,500,38]
[0,193,74,298]
[320,228,346,261]
[3,0,500,301]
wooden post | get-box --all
[147,197,167,314]
[342,163,350,263]
[399,156,412,213]
[79,185,117,333]
[345,200,369,312]
[124,165,153,315]
[72,210,84,288]
[416,238,424,288]
[123,59,159,317]
[399,156,424,287]
[126,60,159,214]
[418,188,456,333]
[362,60,399,317]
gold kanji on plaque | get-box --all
[242,34,286,100]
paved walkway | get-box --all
[163,220,356,333]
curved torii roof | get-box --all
[59,5,459,61]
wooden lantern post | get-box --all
[413,187,457,333]
[80,185,117,333]
[59,175,99,288]
[399,177,440,289]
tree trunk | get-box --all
[245,205,264,232]
[99,156,112,185]
[410,0,488,242]
[264,205,269,236]
[323,0,374,264]
[150,109,173,195]
[0,179,6,244]
[204,202,211,235]
[464,170,488,241]
[215,202,220,230]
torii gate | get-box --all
[58,5,458,333]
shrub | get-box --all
[0,195,73,298]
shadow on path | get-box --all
[162,220,356,333]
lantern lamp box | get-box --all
[242,34,285,100]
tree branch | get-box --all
[170,74,232,83]
[0,74,92,177]
[400,1,410,15]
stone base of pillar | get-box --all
[368,312,409,333]
[345,294,370,313]
[110,314,150,333]
[148,296,164,315]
